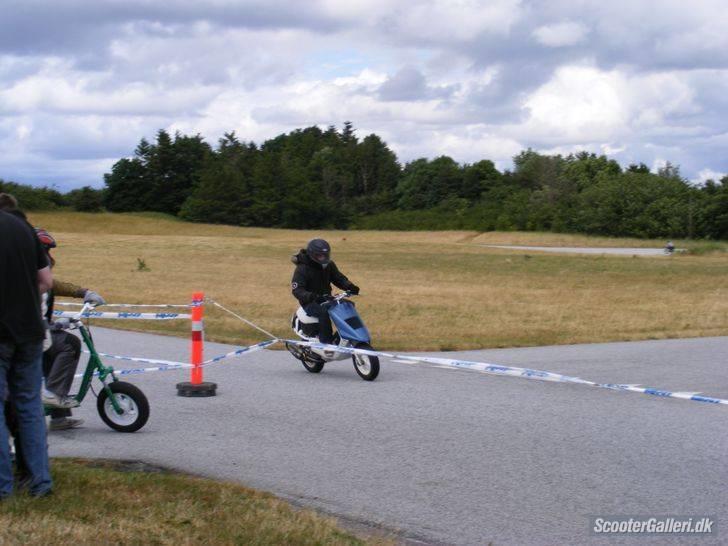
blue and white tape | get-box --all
[202,339,279,364]
[55,302,190,309]
[54,310,191,320]
[77,339,279,378]
[282,339,728,407]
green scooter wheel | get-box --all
[97,381,150,432]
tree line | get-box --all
[4,122,728,239]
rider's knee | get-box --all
[66,333,82,356]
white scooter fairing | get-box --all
[291,306,350,362]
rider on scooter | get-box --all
[291,239,360,344]
[35,228,106,430]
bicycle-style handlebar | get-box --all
[332,291,357,301]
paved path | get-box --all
[50,329,727,545]
[479,244,677,256]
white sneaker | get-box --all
[42,392,80,409]
[49,417,84,431]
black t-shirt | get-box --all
[0,211,49,343]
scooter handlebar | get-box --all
[67,302,96,323]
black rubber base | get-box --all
[176,381,217,397]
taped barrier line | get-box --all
[201,339,279,364]
[282,339,728,406]
[58,296,727,407]
[53,310,191,320]
[55,302,190,309]
[77,340,279,378]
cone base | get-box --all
[176,381,217,397]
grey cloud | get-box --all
[0,1,344,58]
[442,1,728,108]
[378,67,458,102]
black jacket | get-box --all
[291,249,355,306]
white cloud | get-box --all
[522,65,628,141]
[693,168,725,184]
[1,0,728,188]
[520,64,700,145]
[533,21,589,47]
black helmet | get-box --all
[306,238,331,267]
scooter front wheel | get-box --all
[352,342,380,381]
[97,381,150,432]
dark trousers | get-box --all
[43,331,81,419]
[303,303,334,344]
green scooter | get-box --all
[47,303,150,432]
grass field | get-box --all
[28,211,728,351]
[0,459,391,545]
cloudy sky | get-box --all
[1,0,727,190]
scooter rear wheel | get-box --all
[302,359,325,373]
[286,342,325,373]
[352,342,379,381]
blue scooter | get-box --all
[286,292,380,381]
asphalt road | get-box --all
[49,328,727,545]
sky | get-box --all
[1,0,727,191]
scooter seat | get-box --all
[292,307,320,340]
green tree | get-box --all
[577,171,694,237]
[397,156,463,209]
[67,186,104,212]
[103,157,149,212]
[179,133,257,225]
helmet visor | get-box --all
[312,251,330,265]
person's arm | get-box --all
[292,267,317,305]
[329,262,359,293]
[53,280,86,298]
[38,266,53,293]
[54,280,105,305]
[33,225,52,292]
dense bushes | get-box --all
[5,123,728,239]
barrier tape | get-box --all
[54,310,191,320]
[77,339,279,378]
[55,302,190,309]
[202,339,279,364]
[282,339,728,406]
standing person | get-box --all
[290,239,360,344]
[0,210,54,498]
[34,228,105,430]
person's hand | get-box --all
[51,318,72,331]
[84,290,106,306]
[348,285,360,295]
[315,294,333,304]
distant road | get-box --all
[50,329,726,545]
[479,244,676,256]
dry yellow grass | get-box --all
[467,231,686,247]
[0,459,392,545]
[28,211,728,351]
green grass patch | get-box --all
[684,241,728,255]
[0,459,392,546]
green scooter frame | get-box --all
[46,312,150,433]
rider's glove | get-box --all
[348,284,360,295]
[51,318,72,331]
[315,294,333,304]
[84,290,106,306]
